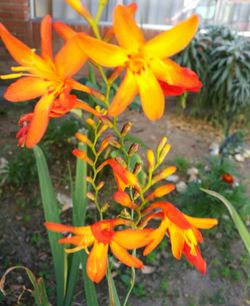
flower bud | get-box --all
[86,118,96,128]
[133,162,142,175]
[75,132,93,147]
[152,166,176,184]
[120,122,132,136]
[97,181,105,190]
[113,191,136,209]
[86,192,95,201]
[157,137,167,157]
[147,149,155,169]
[128,143,139,156]
[146,184,175,200]
[73,149,93,166]
[66,0,92,20]
[97,124,109,137]
[101,202,109,213]
[158,144,171,164]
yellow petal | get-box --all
[113,3,144,52]
[168,227,184,259]
[87,242,108,283]
[55,35,87,78]
[75,34,129,67]
[135,68,165,120]
[184,215,218,229]
[143,15,199,59]
[112,229,153,249]
[108,70,138,116]
[110,241,144,268]
[25,94,54,148]
[143,222,167,255]
[4,77,49,102]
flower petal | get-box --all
[143,15,199,58]
[41,15,53,61]
[183,244,206,275]
[108,70,138,117]
[4,77,50,102]
[112,229,153,249]
[110,241,144,268]
[0,23,48,73]
[168,227,184,259]
[55,35,87,78]
[53,21,77,40]
[87,242,108,283]
[143,222,167,256]
[113,4,144,53]
[151,58,202,90]
[135,68,165,120]
[25,94,54,148]
[75,34,129,67]
[184,216,218,229]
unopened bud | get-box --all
[158,144,171,164]
[152,166,176,184]
[85,176,93,184]
[115,156,126,168]
[101,202,109,213]
[97,124,109,137]
[75,132,93,147]
[128,143,139,156]
[120,122,132,136]
[147,150,155,169]
[66,0,92,20]
[86,192,95,201]
[73,149,94,166]
[97,181,105,190]
[157,137,168,157]
[146,184,175,200]
[133,162,142,175]
[86,118,96,128]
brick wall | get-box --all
[0,0,32,74]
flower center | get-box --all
[127,54,148,74]
[91,221,114,244]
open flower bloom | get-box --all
[45,219,151,283]
[0,15,100,148]
[74,3,202,120]
[142,202,218,274]
[100,158,140,191]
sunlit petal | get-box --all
[143,15,199,58]
[108,70,138,116]
[113,3,144,52]
[75,34,129,67]
[4,77,50,102]
[184,215,218,229]
[41,15,53,61]
[53,21,77,40]
[113,229,153,249]
[135,68,165,120]
[55,35,87,78]
[25,94,54,148]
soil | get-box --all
[0,102,250,306]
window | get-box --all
[32,0,250,32]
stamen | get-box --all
[11,66,31,72]
[0,73,23,79]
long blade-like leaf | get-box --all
[107,265,121,306]
[33,146,65,306]
[64,143,98,306]
[201,188,250,254]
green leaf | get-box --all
[64,142,98,306]
[33,146,65,306]
[201,188,250,254]
[0,266,49,306]
[107,265,121,306]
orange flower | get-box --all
[142,202,218,274]
[45,219,151,283]
[0,16,100,148]
[101,158,140,191]
[221,173,234,184]
[74,3,202,120]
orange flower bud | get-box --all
[97,181,105,190]
[152,166,176,184]
[65,0,92,20]
[97,124,109,137]
[120,122,132,136]
[75,132,93,147]
[133,162,142,175]
[113,191,137,209]
[73,149,93,166]
[147,149,155,169]
[221,173,234,184]
[146,184,175,201]
[86,118,96,128]
[86,192,95,201]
